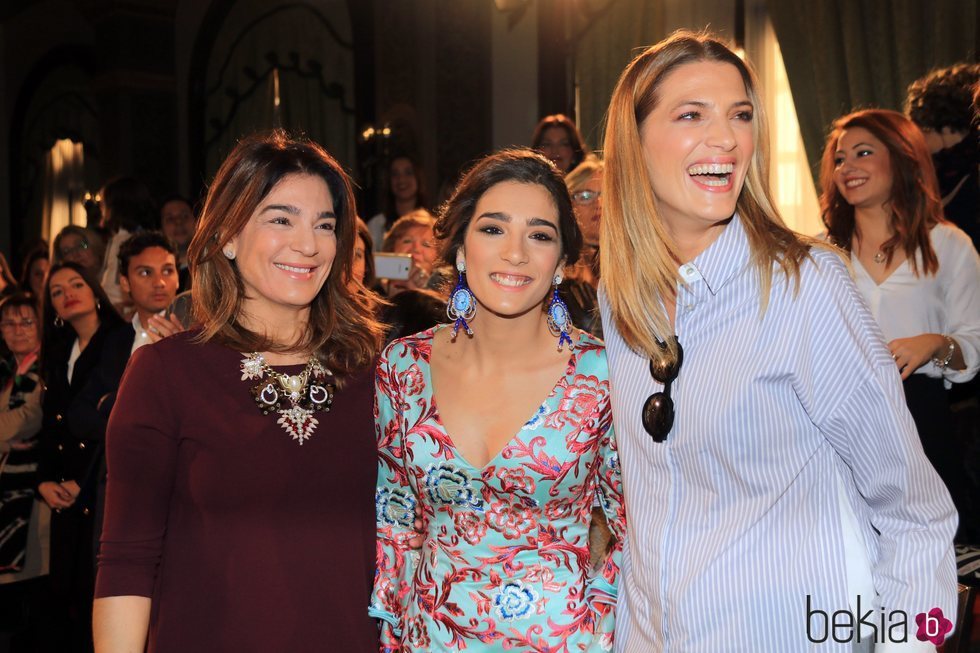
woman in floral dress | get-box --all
[371,150,625,652]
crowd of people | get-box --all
[0,29,976,653]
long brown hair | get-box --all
[188,131,383,380]
[531,114,589,173]
[820,109,945,276]
[40,261,123,380]
[601,30,813,365]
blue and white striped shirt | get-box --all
[600,214,957,652]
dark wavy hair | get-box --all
[820,109,945,276]
[530,114,589,173]
[118,231,177,278]
[434,148,582,269]
[40,261,123,378]
[905,63,980,133]
[188,130,383,380]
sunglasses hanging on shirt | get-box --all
[642,336,683,443]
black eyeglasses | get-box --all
[642,337,683,442]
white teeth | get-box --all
[275,263,314,274]
[490,273,531,287]
[697,177,731,187]
[687,162,735,175]
[845,178,867,188]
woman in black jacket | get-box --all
[37,261,122,652]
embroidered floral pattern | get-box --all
[376,486,417,528]
[522,403,548,430]
[398,364,425,397]
[492,580,539,622]
[546,374,608,431]
[423,462,483,510]
[373,328,626,652]
[496,467,536,494]
[452,511,488,545]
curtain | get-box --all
[767,0,977,181]
[41,139,86,244]
[574,0,667,150]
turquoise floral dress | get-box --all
[371,326,625,652]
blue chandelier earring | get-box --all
[547,273,574,351]
[447,256,476,338]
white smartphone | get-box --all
[374,252,413,280]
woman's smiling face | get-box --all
[640,60,755,234]
[229,173,338,321]
[460,180,564,319]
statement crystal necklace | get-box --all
[240,353,335,444]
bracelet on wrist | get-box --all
[932,335,956,370]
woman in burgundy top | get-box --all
[93,132,385,652]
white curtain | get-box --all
[41,139,86,244]
[745,6,823,237]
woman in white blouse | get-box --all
[821,108,980,541]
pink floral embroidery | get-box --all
[398,364,425,396]
[373,329,625,652]
[544,496,574,520]
[496,467,537,493]
[453,511,488,545]
[546,374,608,430]
[486,500,535,540]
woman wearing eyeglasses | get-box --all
[0,293,52,649]
[599,31,957,651]
[53,225,106,279]
[560,155,605,343]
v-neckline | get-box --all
[422,325,582,473]
[853,253,908,287]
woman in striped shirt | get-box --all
[598,30,958,652]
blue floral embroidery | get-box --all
[522,403,548,430]
[376,486,417,527]
[607,452,619,472]
[423,463,483,510]
[492,580,539,621]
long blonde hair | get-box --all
[601,30,812,364]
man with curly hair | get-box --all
[906,62,979,250]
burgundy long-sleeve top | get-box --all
[95,332,379,653]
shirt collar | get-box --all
[681,213,750,295]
